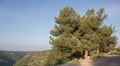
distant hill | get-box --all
[0,50,29,66]
[14,50,49,66]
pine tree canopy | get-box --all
[50,7,117,61]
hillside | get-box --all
[14,50,49,66]
[0,50,29,66]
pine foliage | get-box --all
[49,7,117,65]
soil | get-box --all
[79,58,93,66]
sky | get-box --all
[0,0,120,51]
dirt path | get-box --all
[80,55,120,66]
[58,55,120,66]
[79,58,93,66]
[93,55,120,66]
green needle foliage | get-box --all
[47,7,117,65]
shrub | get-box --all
[90,54,105,60]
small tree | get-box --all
[50,7,117,62]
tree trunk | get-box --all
[84,50,88,59]
[97,48,99,55]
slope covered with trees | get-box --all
[0,50,28,66]
[14,50,49,66]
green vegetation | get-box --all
[42,50,65,66]
[44,7,117,66]
[111,47,120,55]
[0,58,6,62]
[14,50,49,66]
[0,51,28,66]
[116,47,120,55]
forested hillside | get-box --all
[14,50,49,66]
[0,51,29,66]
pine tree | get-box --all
[50,7,117,62]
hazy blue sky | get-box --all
[0,0,120,51]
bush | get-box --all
[90,54,104,60]
[115,48,120,55]
[42,51,66,66]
